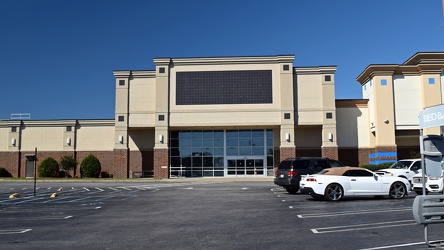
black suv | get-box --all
[274,157,345,194]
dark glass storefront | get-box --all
[169,129,274,178]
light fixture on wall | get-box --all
[11,138,16,146]
[328,133,333,141]
[159,134,164,143]
[67,137,71,146]
[285,133,290,142]
[119,135,124,144]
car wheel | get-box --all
[389,182,407,199]
[324,183,343,201]
[285,186,299,194]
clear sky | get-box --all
[1,0,443,120]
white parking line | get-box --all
[95,187,104,192]
[298,208,412,218]
[121,195,138,201]
[359,241,427,250]
[0,215,73,221]
[0,229,32,235]
[95,196,114,201]
[311,220,416,234]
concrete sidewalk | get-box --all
[0,176,275,183]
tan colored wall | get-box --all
[294,126,322,148]
[76,125,114,151]
[336,105,369,148]
[0,127,8,151]
[21,126,65,151]
[393,75,421,129]
[372,76,396,146]
[296,74,323,124]
[129,77,156,127]
[128,128,155,150]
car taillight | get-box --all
[274,171,278,176]
[306,178,317,182]
[288,170,298,176]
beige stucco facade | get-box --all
[1,52,442,178]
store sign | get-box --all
[419,104,444,129]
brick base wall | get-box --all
[128,150,154,176]
[76,151,126,178]
[154,148,169,179]
[280,147,296,162]
[0,151,20,177]
[371,146,398,164]
[19,151,75,178]
[397,146,420,159]
[322,146,338,160]
[295,148,322,157]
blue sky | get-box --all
[1,0,443,120]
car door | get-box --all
[408,160,422,180]
[345,169,383,194]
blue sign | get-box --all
[419,104,444,129]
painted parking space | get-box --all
[271,186,444,249]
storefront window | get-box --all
[169,129,274,178]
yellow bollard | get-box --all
[9,193,20,199]
[50,192,58,198]
[58,187,63,191]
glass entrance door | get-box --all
[226,157,265,177]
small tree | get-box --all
[38,157,60,178]
[60,155,78,178]
[80,154,101,178]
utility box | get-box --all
[421,135,444,178]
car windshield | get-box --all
[389,161,412,169]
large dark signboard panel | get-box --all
[176,70,272,105]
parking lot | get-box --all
[1,180,444,249]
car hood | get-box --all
[376,169,410,174]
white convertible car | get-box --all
[300,167,411,201]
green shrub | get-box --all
[38,157,60,178]
[377,162,395,169]
[80,154,101,178]
[60,155,78,177]
[360,162,395,172]
[0,167,12,177]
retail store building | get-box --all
[1,52,443,178]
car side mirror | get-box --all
[411,166,418,171]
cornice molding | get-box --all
[294,66,337,75]
[170,55,295,66]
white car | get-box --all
[300,167,410,201]
[375,159,421,185]
[412,172,444,195]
